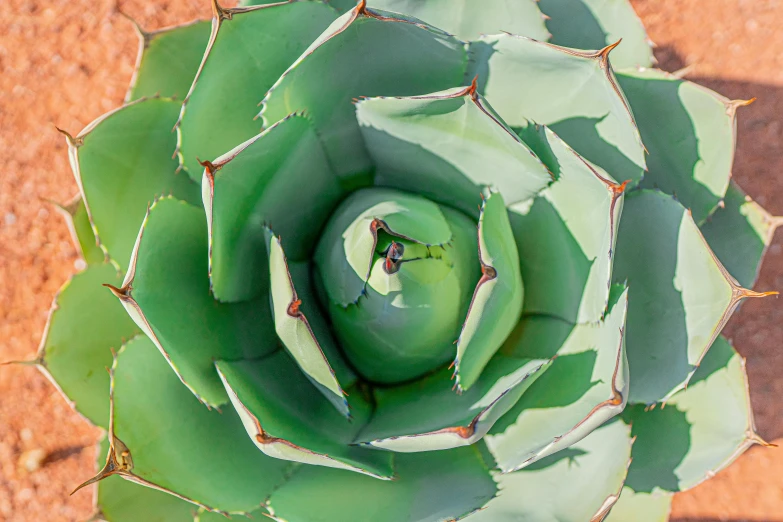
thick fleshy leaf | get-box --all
[618,68,741,223]
[266,446,496,522]
[604,488,672,522]
[622,336,764,493]
[355,356,550,452]
[468,33,646,187]
[261,5,467,178]
[316,187,455,307]
[314,188,480,384]
[538,0,653,69]
[203,114,343,302]
[33,264,140,428]
[126,20,212,101]
[611,190,770,404]
[216,352,393,479]
[94,436,245,522]
[356,86,551,217]
[110,197,275,407]
[62,98,200,271]
[465,419,633,522]
[701,181,781,290]
[366,0,548,41]
[176,2,337,176]
[83,336,290,515]
[511,123,625,323]
[54,195,104,264]
[455,192,524,391]
[484,286,629,472]
[267,232,352,417]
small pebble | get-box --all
[18,449,46,473]
[4,212,16,226]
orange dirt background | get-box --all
[1,0,781,520]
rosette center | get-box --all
[314,188,480,384]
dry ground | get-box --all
[0,0,781,520]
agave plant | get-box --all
[18,0,778,520]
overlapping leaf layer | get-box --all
[24,0,776,520]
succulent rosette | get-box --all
[21,0,779,520]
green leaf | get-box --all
[175,2,337,176]
[701,181,780,289]
[95,436,244,522]
[267,446,497,522]
[355,356,550,452]
[127,20,212,101]
[64,98,200,271]
[111,197,276,407]
[538,0,653,69]
[604,487,672,522]
[86,336,290,515]
[468,34,646,187]
[618,68,739,223]
[365,0,549,41]
[203,114,343,302]
[356,86,551,217]
[510,123,625,323]
[455,192,524,391]
[611,190,763,404]
[216,352,393,479]
[35,264,140,428]
[54,195,104,264]
[464,419,633,522]
[267,231,353,417]
[622,336,763,493]
[261,6,467,179]
[484,286,629,472]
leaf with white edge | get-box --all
[511,122,626,323]
[618,68,742,223]
[604,487,672,522]
[538,0,654,69]
[611,190,774,404]
[61,97,200,271]
[468,34,646,187]
[30,264,140,428]
[76,336,291,516]
[355,356,550,452]
[455,191,524,391]
[701,181,781,290]
[126,19,212,101]
[94,436,250,522]
[267,231,353,417]
[108,197,276,408]
[266,446,497,522]
[464,419,633,522]
[54,195,104,265]
[356,84,551,217]
[216,352,393,479]
[175,1,337,177]
[622,336,766,493]
[203,114,343,302]
[366,0,549,41]
[261,4,467,179]
[484,286,629,472]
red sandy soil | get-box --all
[0,0,781,520]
